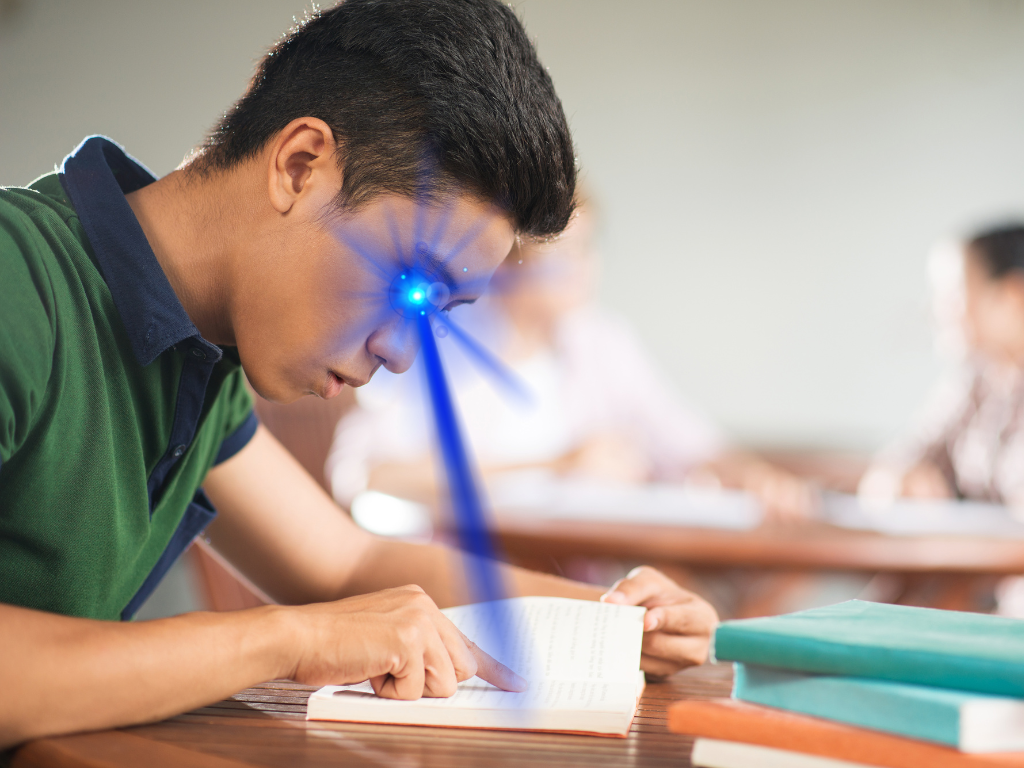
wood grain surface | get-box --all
[11,664,732,768]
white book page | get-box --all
[308,597,646,722]
[321,677,636,712]
[441,596,646,685]
[692,739,876,768]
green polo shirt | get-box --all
[0,137,257,621]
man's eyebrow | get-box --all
[420,251,459,289]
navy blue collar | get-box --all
[58,136,220,367]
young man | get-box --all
[0,0,717,748]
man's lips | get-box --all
[323,371,345,399]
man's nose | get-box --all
[367,317,421,374]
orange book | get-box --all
[668,698,1024,768]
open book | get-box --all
[306,596,647,736]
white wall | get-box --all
[4,0,1024,451]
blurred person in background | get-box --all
[860,224,1024,510]
[327,195,814,523]
[859,224,1024,616]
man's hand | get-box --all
[600,566,718,679]
[283,584,525,699]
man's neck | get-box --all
[126,167,248,346]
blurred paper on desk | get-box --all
[487,471,763,529]
[822,493,1024,538]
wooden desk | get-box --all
[493,517,1024,616]
[494,518,1024,574]
[11,664,732,768]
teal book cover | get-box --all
[733,663,1024,752]
[713,600,1024,697]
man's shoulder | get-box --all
[0,172,102,311]
[0,172,78,232]
[0,172,84,276]
[0,192,57,317]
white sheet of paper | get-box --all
[488,471,762,530]
[822,492,1024,538]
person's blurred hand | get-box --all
[690,452,816,522]
[739,459,817,522]
[554,433,651,484]
[900,461,954,500]
[601,566,719,679]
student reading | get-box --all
[0,0,717,749]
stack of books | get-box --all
[669,600,1024,768]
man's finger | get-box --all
[641,631,710,668]
[433,621,478,684]
[601,566,665,606]
[465,640,527,692]
[640,653,685,680]
[371,654,427,700]
[644,602,718,635]
[421,627,460,698]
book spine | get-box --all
[692,738,882,768]
[733,664,961,748]
[713,625,1024,698]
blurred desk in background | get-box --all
[492,517,1023,618]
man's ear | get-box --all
[266,117,340,214]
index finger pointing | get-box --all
[463,636,528,692]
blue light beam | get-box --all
[416,312,505,605]
[433,312,534,407]
[414,312,527,692]
[333,196,531,693]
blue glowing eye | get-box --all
[390,271,442,318]
[463,267,468,272]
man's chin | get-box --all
[239,366,305,405]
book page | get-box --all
[441,596,646,684]
[307,598,646,732]
[321,677,637,712]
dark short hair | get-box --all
[196,0,576,237]
[968,223,1024,279]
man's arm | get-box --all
[203,426,717,669]
[0,582,520,749]
[0,427,714,749]
[0,602,286,748]
[204,426,601,606]
[2,429,534,749]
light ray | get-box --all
[440,216,492,268]
[332,200,533,696]
[383,203,412,269]
[415,313,514,670]
[332,227,399,285]
[434,312,534,406]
